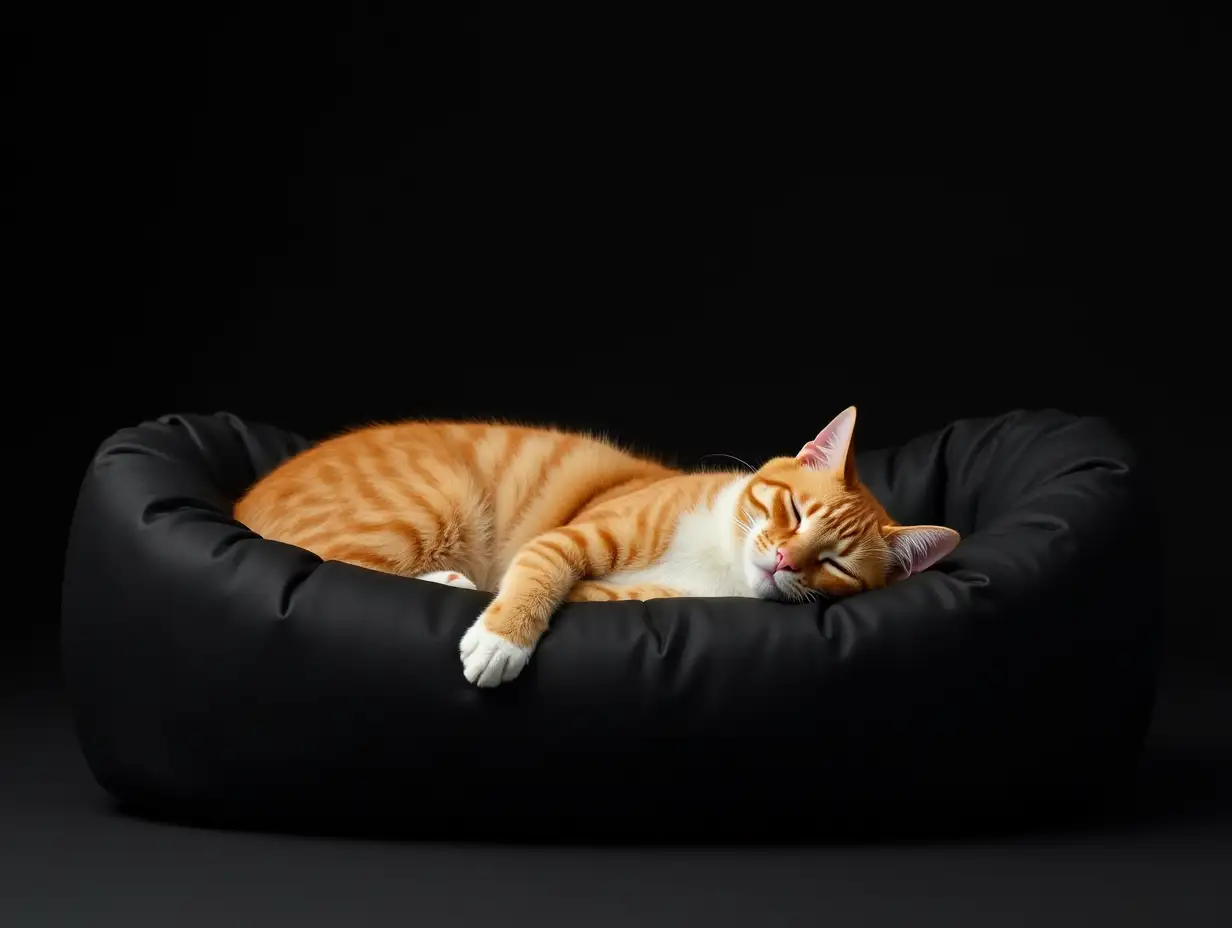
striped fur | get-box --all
[234,407,960,687]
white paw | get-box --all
[459,617,533,688]
[415,570,477,590]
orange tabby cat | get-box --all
[233,407,960,688]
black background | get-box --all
[7,5,1231,924]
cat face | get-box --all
[736,406,961,602]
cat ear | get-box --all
[883,525,961,581]
[797,406,858,480]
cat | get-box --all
[233,406,960,688]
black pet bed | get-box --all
[61,409,1163,838]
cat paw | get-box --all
[459,616,533,688]
[415,570,477,590]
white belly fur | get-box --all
[602,476,757,598]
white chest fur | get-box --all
[603,476,757,598]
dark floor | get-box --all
[2,645,1230,927]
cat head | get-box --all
[736,406,961,602]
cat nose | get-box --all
[775,548,796,572]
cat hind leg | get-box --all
[414,570,478,591]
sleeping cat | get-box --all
[233,406,960,688]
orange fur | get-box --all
[233,407,960,686]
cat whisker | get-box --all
[732,506,758,537]
[699,452,756,473]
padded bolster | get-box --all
[61,410,1163,837]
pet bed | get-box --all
[60,409,1163,837]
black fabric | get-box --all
[60,410,1164,839]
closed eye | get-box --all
[819,556,856,580]
[789,496,801,527]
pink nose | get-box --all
[775,548,795,572]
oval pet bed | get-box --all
[61,409,1163,838]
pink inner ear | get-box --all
[887,527,960,579]
[796,441,833,471]
[797,407,856,471]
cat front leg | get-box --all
[565,581,682,602]
[459,522,623,687]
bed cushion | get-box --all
[60,408,1163,837]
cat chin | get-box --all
[740,560,811,602]
[744,565,787,601]
[757,585,792,602]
